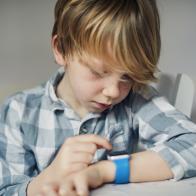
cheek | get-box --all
[73,78,102,99]
[119,84,131,98]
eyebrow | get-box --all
[79,58,92,68]
[79,57,128,76]
[79,58,106,72]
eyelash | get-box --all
[91,69,103,78]
[90,68,132,83]
[120,75,133,83]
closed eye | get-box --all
[90,69,103,78]
[120,74,133,83]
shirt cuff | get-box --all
[150,145,185,181]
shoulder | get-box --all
[114,85,161,114]
[0,83,46,120]
[124,85,177,119]
[122,86,160,109]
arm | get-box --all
[36,151,173,196]
[101,150,173,183]
[131,89,196,180]
[27,135,112,195]
[0,99,36,196]
[85,148,174,185]
[0,98,112,196]
[0,95,112,196]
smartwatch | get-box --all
[107,152,130,184]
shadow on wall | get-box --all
[192,107,196,123]
[156,73,175,103]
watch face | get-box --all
[107,150,130,160]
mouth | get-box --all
[92,101,112,110]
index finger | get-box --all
[73,134,112,150]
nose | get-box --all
[102,82,120,99]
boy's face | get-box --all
[59,53,132,116]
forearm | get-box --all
[130,150,173,182]
[97,150,173,183]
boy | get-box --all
[0,0,196,195]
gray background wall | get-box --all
[0,0,196,122]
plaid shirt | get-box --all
[0,68,196,195]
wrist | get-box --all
[27,166,54,196]
[96,160,116,183]
[108,154,130,184]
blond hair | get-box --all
[52,0,161,91]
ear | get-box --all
[51,35,66,66]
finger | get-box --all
[59,189,76,196]
[59,178,88,196]
[58,181,76,196]
[68,163,88,173]
[41,184,58,196]
[74,177,89,196]
[59,190,76,196]
[71,142,97,154]
[69,152,93,164]
[67,134,112,150]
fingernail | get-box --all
[59,188,66,195]
[78,190,87,196]
[42,184,50,191]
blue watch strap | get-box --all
[112,155,130,184]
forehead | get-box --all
[77,51,127,74]
[79,55,108,70]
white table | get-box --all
[91,177,196,196]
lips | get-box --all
[93,102,112,110]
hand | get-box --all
[37,161,109,196]
[27,135,112,196]
[47,134,112,181]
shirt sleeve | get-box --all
[131,88,196,181]
[0,97,37,196]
